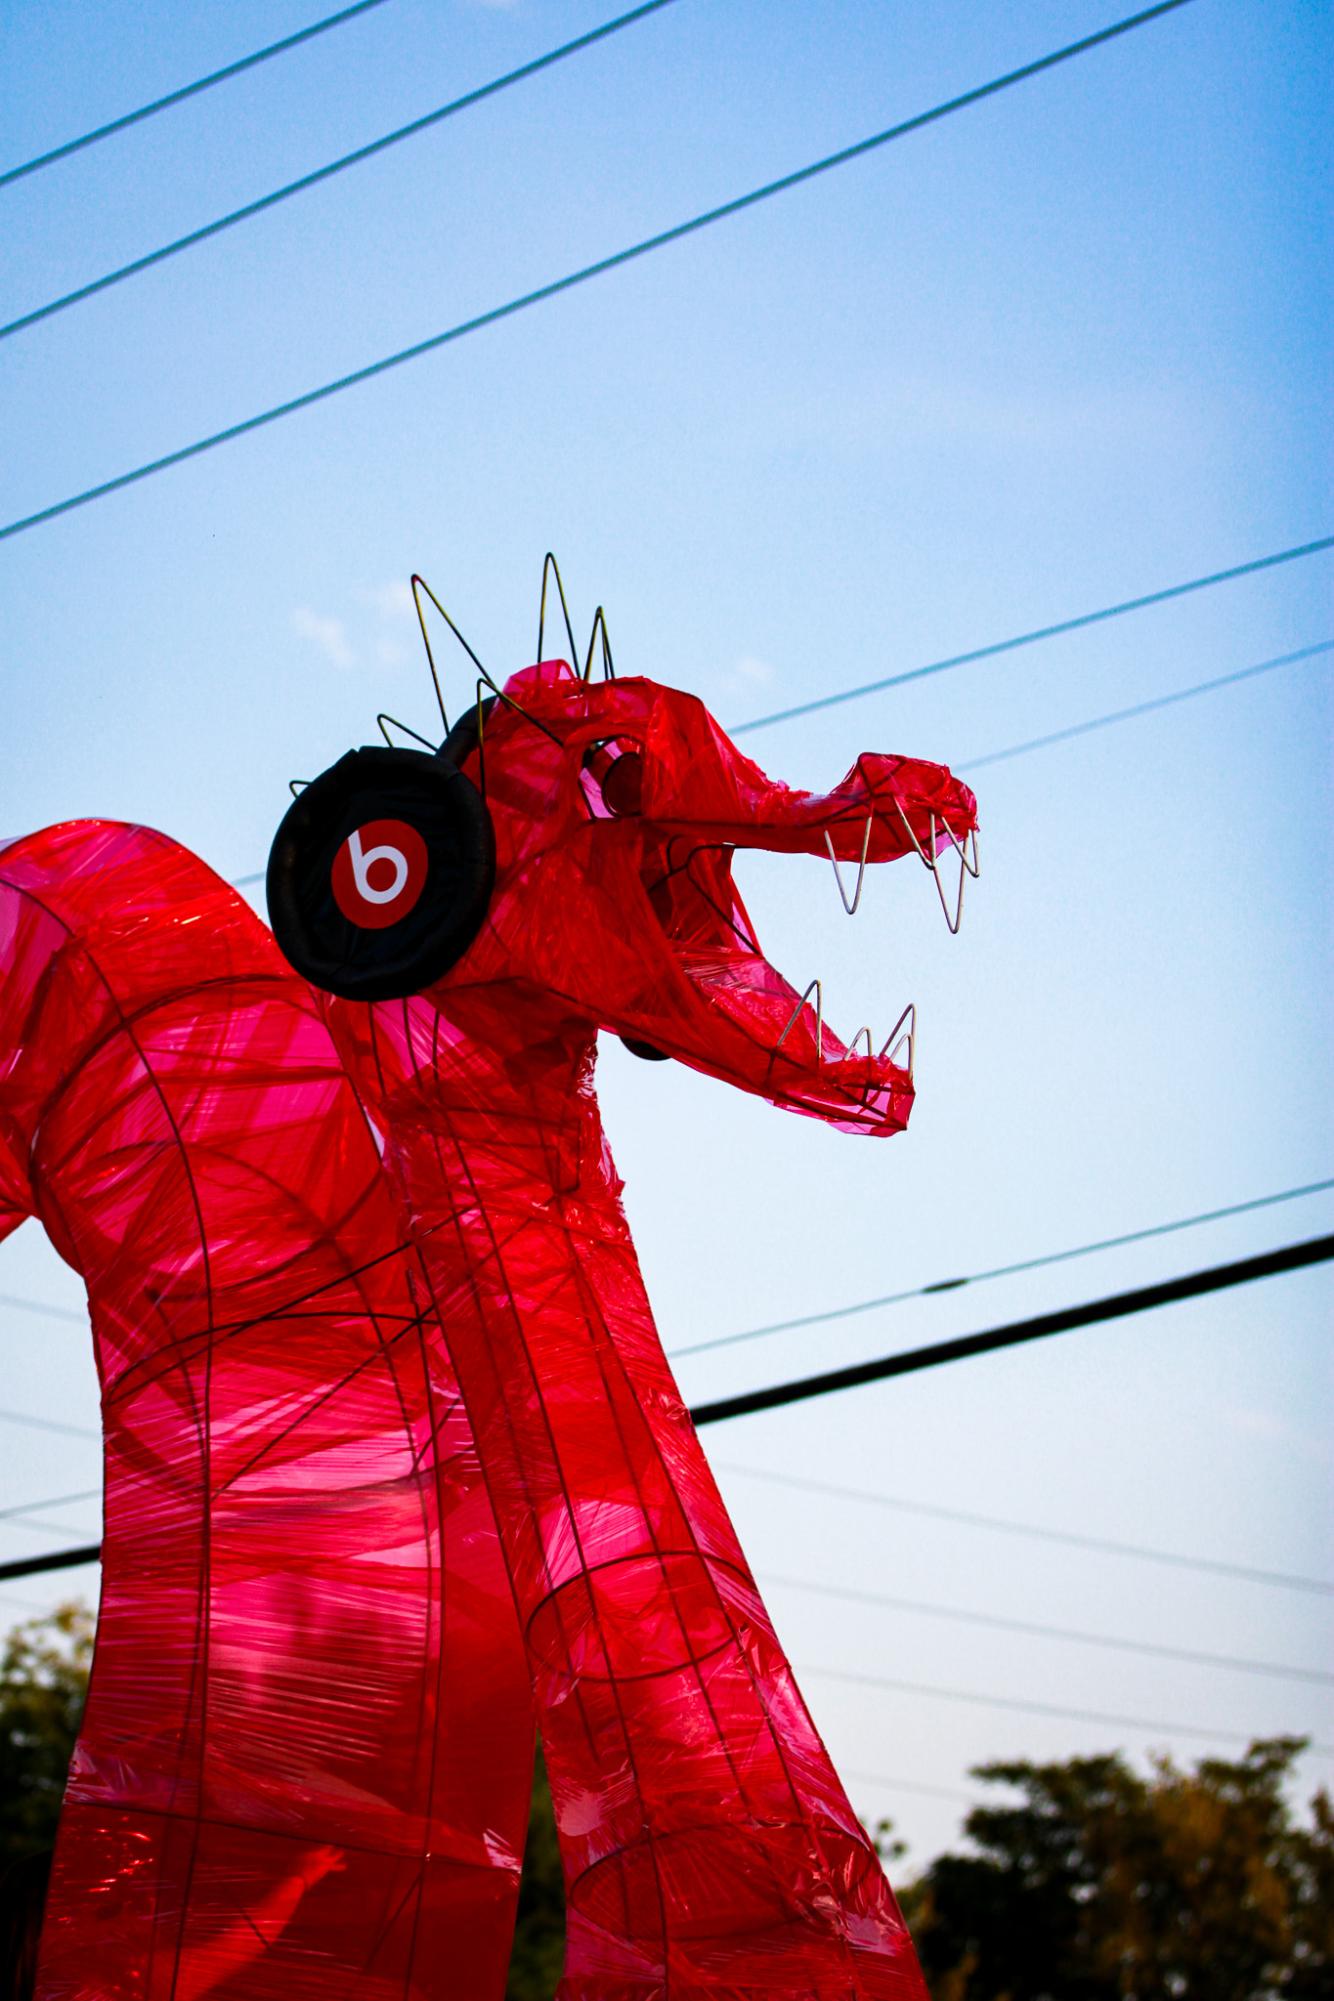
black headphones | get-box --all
[267,708,495,1002]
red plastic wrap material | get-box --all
[5,657,976,1997]
[320,664,979,1997]
[0,822,531,2000]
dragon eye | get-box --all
[601,751,643,816]
[581,741,644,816]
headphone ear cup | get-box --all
[267,746,495,1001]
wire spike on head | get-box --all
[583,605,615,683]
[537,552,579,669]
[410,576,498,740]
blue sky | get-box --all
[1,0,1331,1866]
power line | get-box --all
[719,1463,1334,1598]
[0,0,1194,545]
[225,634,1332,896]
[1,1513,100,1541]
[0,0,395,191]
[0,1490,99,1523]
[762,1573,1333,1686]
[12,1235,1332,1582]
[670,1177,1334,1360]
[728,543,1334,736]
[801,1663,1334,1759]
[0,1407,98,1442]
[689,1234,1334,1426]
[0,1291,85,1326]
[959,639,1334,772]
[0,1545,100,1583]
[843,1769,975,1807]
[0,1,680,341]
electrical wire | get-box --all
[689,1235,1334,1427]
[728,545,1334,735]
[960,640,1334,773]
[800,1663,1334,1758]
[0,0,395,191]
[0,1407,99,1441]
[761,1572,1333,1686]
[0,1,680,341]
[669,1177,1334,1358]
[717,1463,1334,1598]
[0,1490,100,1522]
[5,1517,101,1542]
[224,633,1333,895]
[10,1236,1332,1580]
[0,0,1194,544]
[0,1545,100,1583]
[843,1769,975,1807]
[0,1291,85,1326]
[6,1177,1326,1372]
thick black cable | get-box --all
[0,0,394,191]
[762,1572,1333,1685]
[719,1463,1334,1597]
[0,1,679,341]
[670,1176,1334,1359]
[801,1663,1334,1758]
[0,1545,100,1583]
[728,544,1334,735]
[0,0,1194,544]
[689,1235,1334,1426]
[11,1236,1331,1580]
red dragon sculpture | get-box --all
[1,564,977,2000]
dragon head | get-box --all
[269,569,978,1138]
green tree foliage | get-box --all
[901,1737,1333,2000]
[0,1603,91,1870]
[505,1747,565,2001]
[8,1604,1328,2001]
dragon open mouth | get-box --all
[621,746,979,1138]
[461,663,979,1141]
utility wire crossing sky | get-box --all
[0,0,1194,542]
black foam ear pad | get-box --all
[267,745,495,1001]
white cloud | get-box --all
[291,606,354,669]
[734,654,775,685]
[358,578,415,622]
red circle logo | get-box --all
[331,819,428,929]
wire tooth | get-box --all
[823,814,872,915]
[878,1003,916,1080]
[775,979,824,1062]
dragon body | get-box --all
[2,588,978,2001]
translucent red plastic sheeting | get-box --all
[2,655,977,1999]
[0,824,532,1999]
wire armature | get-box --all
[537,553,580,669]
[584,607,616,683]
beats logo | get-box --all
[331,820,428,929]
